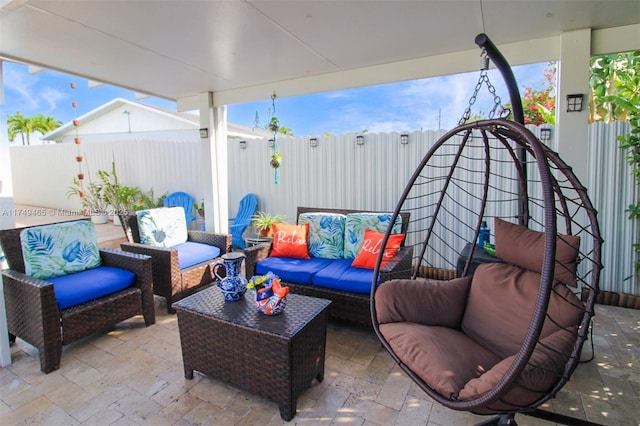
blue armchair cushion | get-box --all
[298,212,346,259]
[172,241,221,269]
[256,257,333,284]
[343,213,403,259]
[48,266,136,310]
[137,207,188,248]
[21,220,101,280]
[311,258,375,294]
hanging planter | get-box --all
[270,152,282,169]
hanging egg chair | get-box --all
[370,35,603,426]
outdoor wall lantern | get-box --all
[309,137,318,147]
[539,128,552,141]
[199,128,208,138]
[566,94,584,112]
[356,135,365,145]
[268,138,275,147]
[239,140,247,149]
[400,134,409,144]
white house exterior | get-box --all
[42,98,272,143]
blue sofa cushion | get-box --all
[173,241,221,269]
[312,258,376,294]
[256,257,333,284]
[48,266,137,310]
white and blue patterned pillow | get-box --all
[21,220,101,280]
[298,213,346,259]
[137,207,188,248]
[343,213,403,259]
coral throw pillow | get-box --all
[270,223,311,259]
[351,229,405,269]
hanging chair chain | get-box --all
[458,49,510,125]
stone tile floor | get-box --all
[2,206,639,425]
[0,299,638,426]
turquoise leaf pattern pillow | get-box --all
[343,213,403,259]
[298,213,346,259]
[137,207,188,248]
[21,220,101,280]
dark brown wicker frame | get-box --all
[119,212,232,313]
[0,220,155,373]
[370,119,603,424]
[244,206,412,328]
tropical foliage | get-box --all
[589,50,640,277]
[7,112,61,145]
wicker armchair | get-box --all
[119,210,232,313]
[0,220,155,373]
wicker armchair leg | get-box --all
[40,341,62,373]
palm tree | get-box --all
[7,112,61,145]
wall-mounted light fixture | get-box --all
[400,134,409,145]
[239,140,247,149]
[539,128,552,141]
[199,128,208,138]
[268,138,275,147]
[356,135,365,145]
[566,94,584,112]
[309,137,318,147]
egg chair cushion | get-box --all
[458,326,579,411]
[494,218,580,287]
[375,276,471,328]
[379,322,502,399]
[461,263,584,359]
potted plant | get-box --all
[251,211,285,237]
[270,152,282,169]
[66,177,109,223]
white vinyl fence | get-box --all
[7,123,637,295]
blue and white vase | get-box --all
[212,252,248,302]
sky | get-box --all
[1,60,551,140]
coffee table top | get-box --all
[173,286,331,338]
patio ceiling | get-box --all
[1,0,639,107]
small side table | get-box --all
[244,236,272,248]
[456,242,504,277]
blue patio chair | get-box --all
[229,193,258,249]
[164,191,196,226]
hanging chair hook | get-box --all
[480,48,490,71]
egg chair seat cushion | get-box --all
[375,262,584,405]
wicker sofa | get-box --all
[244,207,412,327]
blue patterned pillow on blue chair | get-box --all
[343,213,403,259]
[137,207,188,248]
[20,220,101,280]
[298,213,346,259]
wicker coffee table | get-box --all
[173,287,332,421]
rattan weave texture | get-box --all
[0,219,155,373]
[119,212,232,313]
[174,287,331,421]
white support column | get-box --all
[199,93,229,234]
[0,104,15,366]
[556,29,591,185]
